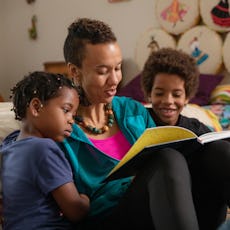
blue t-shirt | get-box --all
[1,131,74,230]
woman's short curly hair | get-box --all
[63,17,117,68]
[141,47,199,100]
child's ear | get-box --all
[30,98,43,116]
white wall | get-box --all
[0,0,159,101]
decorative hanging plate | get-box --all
[200,0,230,33]
[135,28,176,71]
[177,25,223,74]
[155,0,200,35]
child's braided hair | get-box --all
[10,71,78,121]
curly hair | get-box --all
[11,71,78,121]
[63,17,117,67]
[141,48,199,100]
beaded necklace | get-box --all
[75,103,115,135]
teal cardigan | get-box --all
[61,96,155,218]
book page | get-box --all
[108,126,196,176]
[198,130,230,144]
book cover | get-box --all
[105,126,230,182]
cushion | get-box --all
[210,84,230,105]
[181,104,222,131]
[145,103,222,131]
[0,102,20,143]
[117,74,145,103]
[189,73,224,106]
[203,104,230,130]
[117,73,224,106]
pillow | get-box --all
[0,102,20,143]
[189,74,224,106]
[145,103,222,131]
[203,104,230,130]
[210,84,230,105]
[117,73,224,106]
[181,104,222,131]
[116,74,145,102]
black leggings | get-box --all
[82,140,230,230]
[97,148,199,230]
[188,140,230,230]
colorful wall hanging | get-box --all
[155,0,200,35]
[200,0,230,32]
[177,25,223,74]
[135,28,176,71]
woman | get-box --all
[60,18,199,230]
[141,47,230,230]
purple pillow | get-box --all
[117,73,224,106]
[116,74,145,102]
[190,74,224,106]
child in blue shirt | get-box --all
[0,72,89,229]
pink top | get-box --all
[89,130,132,160]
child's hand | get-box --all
[79,193,90,204]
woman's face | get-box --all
[150,73,189,125]
[77,42,122,104]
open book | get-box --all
[105,126,230,182]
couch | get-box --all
[0,101,229,225]
[0,102,17,229]
[0,102,20,143]
[0,101,225,144]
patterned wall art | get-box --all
[177,26,223,74]
[155,0,200,35]
[135,28,176,71]
[135,0,230,75]
[200,0,230,32]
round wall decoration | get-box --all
[200,0,230,33]
[135,28,176,71]
[177,25,223,74]
[155,0,200,35]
